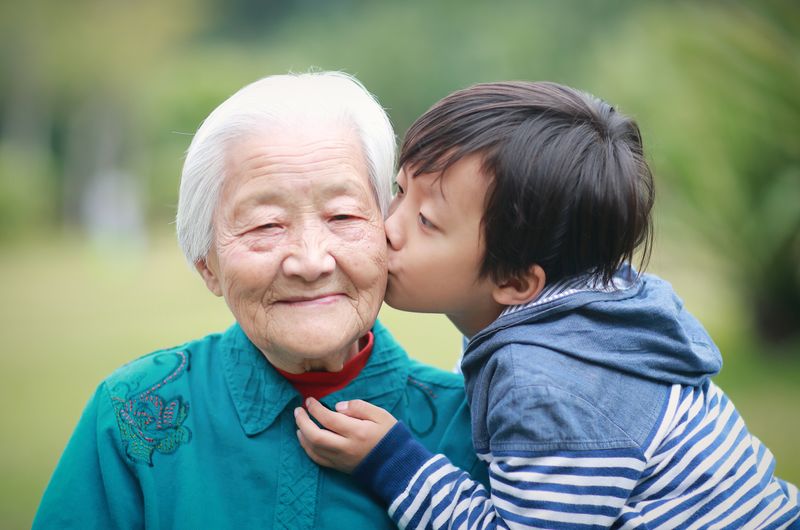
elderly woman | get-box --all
[33,72,487,529]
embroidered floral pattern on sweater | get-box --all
[110,350,192,465]
[407,376,437,436]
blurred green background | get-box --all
[1,0,799,527]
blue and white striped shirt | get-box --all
[354,273,800,529]
[380,382,798,529]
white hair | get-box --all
[176,71,396,264]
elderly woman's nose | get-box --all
[282,235,336,281]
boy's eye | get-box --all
[418,213,436,230]
[392,180,405,196]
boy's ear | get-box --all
[492,264,546,306]
[195,255,223,297]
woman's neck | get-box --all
[263,340,361,374]
[274,332,375,400]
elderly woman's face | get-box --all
[199,124,387,372]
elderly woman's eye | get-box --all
[330,214,355,222]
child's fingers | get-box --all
[294,406,345,450]
[304,397,360,435]
[335,399,396,424]
[296,428,333,467]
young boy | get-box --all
[294,81,800,529]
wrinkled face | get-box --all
[199,124,387,373]
[384,155,503,337]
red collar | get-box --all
[275,332,374,400]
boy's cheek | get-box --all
[384,276,416,310]
[385,273,437,313]
[383,277,403,306]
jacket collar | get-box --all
[222,320,409,436]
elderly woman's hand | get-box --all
[295,398,397,473]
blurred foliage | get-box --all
[585,1,800,343]
[0,144,56,240]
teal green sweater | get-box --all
[33,320,487,529]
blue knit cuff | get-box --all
[352,421,434,504]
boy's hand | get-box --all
[294,397,397,473]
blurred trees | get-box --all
[586,1,800,344]
[0,0,200,240]
[0,0,797,344]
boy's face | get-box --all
[384,155,504,337]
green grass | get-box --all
[1,231,798,529]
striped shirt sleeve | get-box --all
[357,381,800,530]
[353,422,646,530]
[353,382,800,529]
[617,383,800,529]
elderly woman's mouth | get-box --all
[277,294,347,306]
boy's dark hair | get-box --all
[399,81,654,286]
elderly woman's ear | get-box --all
[195,255,223,297]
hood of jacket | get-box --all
[464,271,722,387]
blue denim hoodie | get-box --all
[353,270,799,528]
[462,271,723,454]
